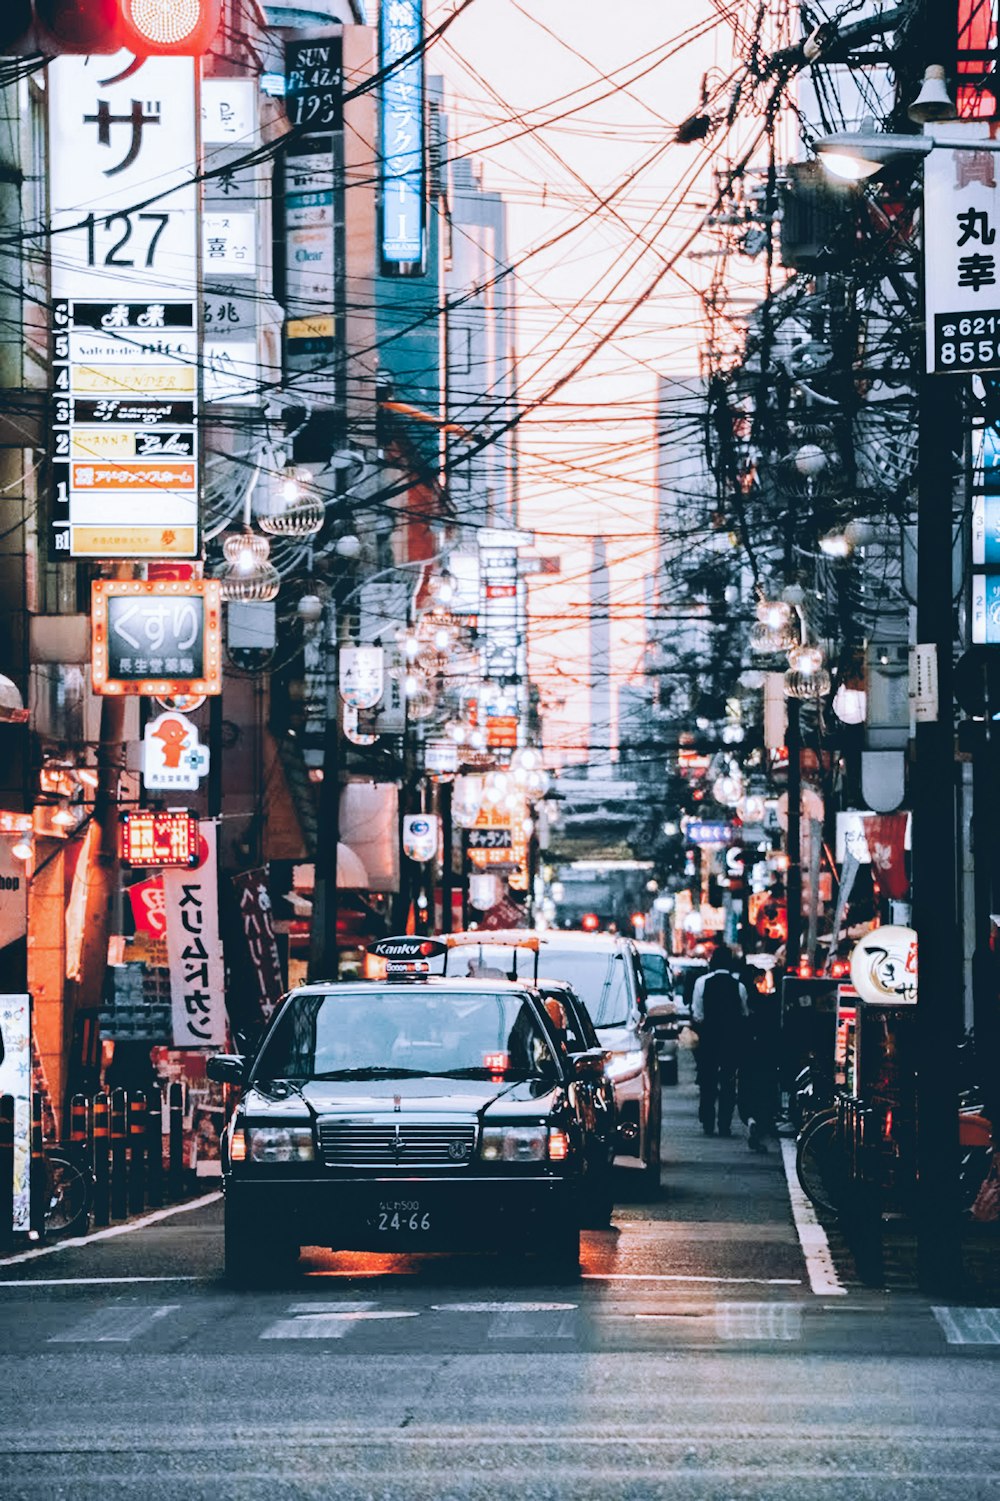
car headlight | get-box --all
[480,1125,562,1162]
[247,1125,314,1163]
[605,1048,646,1082]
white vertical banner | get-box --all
[163,822,227,1048]
[0,996,31,1232]
[924,122,1000,374]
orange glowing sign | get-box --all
[119,810,200,869]
[91,579,222,697]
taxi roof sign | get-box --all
[371,937,447,961]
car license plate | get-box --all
[375,1199,431,1233]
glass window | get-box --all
[252,989,557,1081]
[639,952,671,994]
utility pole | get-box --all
[784,697,802,970]
[910,0,963,1293]
[309,605,340,982]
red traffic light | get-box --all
[119,0,220,55]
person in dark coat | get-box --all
[691,944,749,1136]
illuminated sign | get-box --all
[92,580,222,697]
[142,711,210,792]
[48,55,199,558]
[379,0,425,272]
[120,810,201,869]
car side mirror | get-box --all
[573,1049,607,1080]
[206,1053,246,1086]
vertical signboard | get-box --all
[283,35,345,413]
[48,54,200,558]
[479,540,520,680]
[924,123,1000,374]
[162,822,227,1047]
[379,0,425,273]
[231,869,284,1025]
[202,77,260,405]
[0,997,31,1233]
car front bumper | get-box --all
[224,1172,580,1251]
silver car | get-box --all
[444,930,662,1191]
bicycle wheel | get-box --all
[795,1110,844,1217]
[44,1153,92,1239]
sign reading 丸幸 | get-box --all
[162,822,227,1047]
[92,580,222,696]
[402,814,438,862]
[142,711,210,792]
[924,123,1000,374]
[47,55,199,558]
[379,0,425,271]
[339,645,384,709]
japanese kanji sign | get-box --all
[380,0,425,271]
[120,811,201,869]
[142,711,210,792]
[925,124,1000,373]
[48,54,199,557]
[231,869,284,1025]
[163,822,226,1047]
[91,580,222,697]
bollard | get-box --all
[110,1087,128,1221]
[69,1094,89,1149]
[167,1082,184,1202]
[29,1094,45,1238]
[128,1092,146,1215]
[0,1095,14,1252]
[92,1092,110,1226]
[146,1086,163,1208]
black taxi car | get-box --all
[207,938,611,1284]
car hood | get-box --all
[247,1076,562,1117]
[595,1023,642,1054]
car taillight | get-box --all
[230,1129,247,1162]
[548,1129,570,1161]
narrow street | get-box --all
[2,1060,998,1500]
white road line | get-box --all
[0,1191,223,1267]
[932,1306,1000,1345]
[779,1137,846,1296]
[0,1276,202,1287]
[431,1302,578,1313]
[581,1273,802,1285]
[260,1302,421,1340]
[716,1301,803,1341]
[48,1303,179,1344]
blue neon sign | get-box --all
[380,0,425,272]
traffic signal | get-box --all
[1,0,221,56]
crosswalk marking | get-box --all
[48,1303,179,1344]
[260,1302,422,1340]
[715,1302,803,1341]
[429,1300,578,1339]
[932,1306,1000,1345]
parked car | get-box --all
[444,930,661,1190]
[634,940,682,1083]
[208,938,610,1284]
[533,977,617,1224]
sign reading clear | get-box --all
[48,55,199,557]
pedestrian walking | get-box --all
[738,965,780,1152]
[691,945,749,1137]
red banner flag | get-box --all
[864,813,909,899]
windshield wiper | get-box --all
[306,1067,436,1081]
[437,1066,535,1080]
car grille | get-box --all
[317,1119,477,1168]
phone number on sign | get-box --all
[934,310,1000,370]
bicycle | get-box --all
[39,1143,94,1239]
[795,1107,845,1217]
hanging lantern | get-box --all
[750,597,799,653]
[258,466,325,538]
[784,643,831,699]
[217,531,280,603]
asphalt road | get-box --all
[2,1060,999,1500]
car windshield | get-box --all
[536,948,631,1028]
[639,952,671,993]
[252,989,559,1081]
